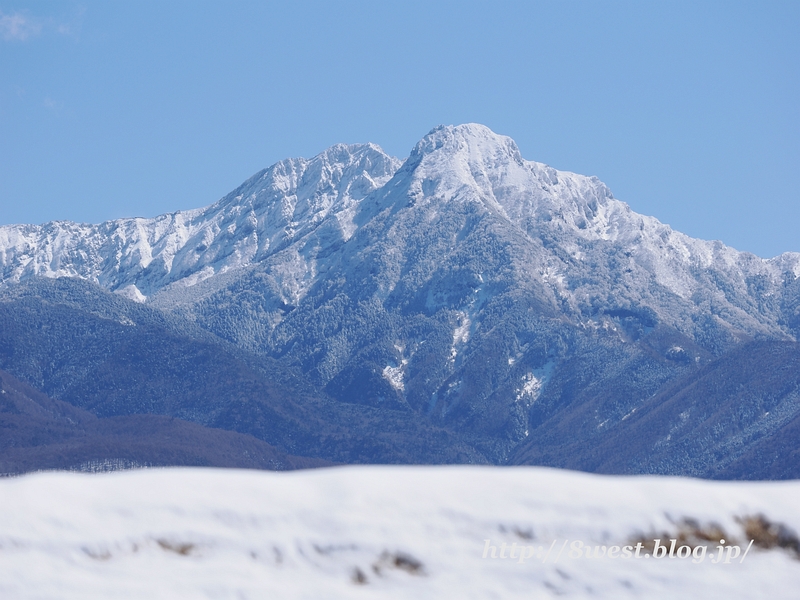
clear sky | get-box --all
[1,1,798,258]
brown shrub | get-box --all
[736,514,800,558]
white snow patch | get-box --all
[621,407,638,421]
[382,360,408,392]
[516,373,543,403]
[453,315,471,345]
[447,313,472,363]
[115,284,146,303]
[334,205,359,242]
[177,265,217,288]
[515,362,555,405]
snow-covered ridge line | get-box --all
[0,123,797,309]
[0,142,400,301]
[1,465,799,599]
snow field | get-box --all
[1,465,799,599]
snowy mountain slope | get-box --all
[368,124,799,336]
[1,125,796,333]
[0,143,400,300]
[1,124,799,472]
[1,465,799,599]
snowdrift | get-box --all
[1,465,799,599]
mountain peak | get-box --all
[398,123,610,232]
[409,123,524,167]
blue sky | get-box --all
[1,1,797,258]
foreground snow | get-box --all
[1,466,798,599]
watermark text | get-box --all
[481,538,754,565]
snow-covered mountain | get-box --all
[2,124,797,325]
[1,124,799,472]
